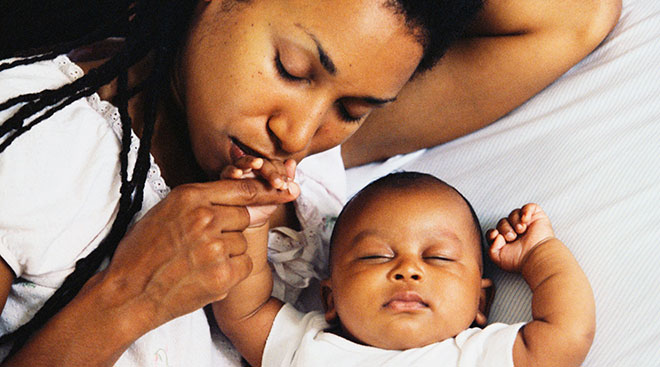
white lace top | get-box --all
[0,54,239,366]
[0,54,347,365]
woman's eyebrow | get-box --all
[294,24,398,106]
[295,24,337,75]
[312,35,336,75]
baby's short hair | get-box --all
[329,171,484,270]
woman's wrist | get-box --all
[85,269,162,342]
[5,271,148,366]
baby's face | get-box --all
[324,184,485,350]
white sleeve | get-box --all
[455,322,525,367]
[268,146,346,305]
[262,304,326,367]
[0,57,122,284]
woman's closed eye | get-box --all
[336,102,365,123]
[274,51,308,83]
[276,52,365,123]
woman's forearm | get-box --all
[4,179,297,366]
[341,0,622,167]
[3,271,147,366]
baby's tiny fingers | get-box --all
[486,228,499,242]
[489,233,507,258]
[221,165,243,179]
[496,218,517,241]
[284,159,297,180]
[520,203,538,223]
[232,156,263,170]
[258,160,290,190]
[508,209,526,233]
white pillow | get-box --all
[346,0,660,365]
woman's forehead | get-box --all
[274,0,422,84]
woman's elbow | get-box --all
[578,0,622,49]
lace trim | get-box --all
[53,55,170,198]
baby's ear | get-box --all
[320,279,338,324]
[475,278,495,327]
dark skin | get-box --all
[0,0,620,365]
[342,0,622,167]
[0,1,421,365]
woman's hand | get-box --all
[94,177,299,340]
[4,177,299,367]
[221,156,298,227]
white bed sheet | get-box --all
[346,0,660,365]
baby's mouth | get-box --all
[383,291,429,312]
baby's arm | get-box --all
[487,204,595,367]
[212,156,298,367]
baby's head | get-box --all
[322,172,492,350]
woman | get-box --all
[0,0,619,365]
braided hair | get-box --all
[0,0,198,355]
[0,0,483,357]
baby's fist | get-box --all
[486,203,555,272]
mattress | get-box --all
[346,0,660,365]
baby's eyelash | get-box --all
[424,256,452,262]
[358,255,393,263]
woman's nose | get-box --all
[267,98,328,155]
[389,257,424,282]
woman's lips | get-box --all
[230,137,264,162]
[383,291,429,312]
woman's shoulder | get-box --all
[0,56,124,199]
[0,55,125,280]
[0,55,84,101]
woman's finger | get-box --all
[177,178,299,208]
[212,253,253,302]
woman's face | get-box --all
[179,0,423,178]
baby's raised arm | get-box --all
[212,156,298,367]
[487,204,595,367]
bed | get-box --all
[344,0,660,365]
[209,0,659,364]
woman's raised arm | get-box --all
[342,0,622,167]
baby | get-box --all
[213,169,595,367]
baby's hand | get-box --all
[221,156,299,227]
[486,203,556,273]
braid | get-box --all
[0,0,198,354]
